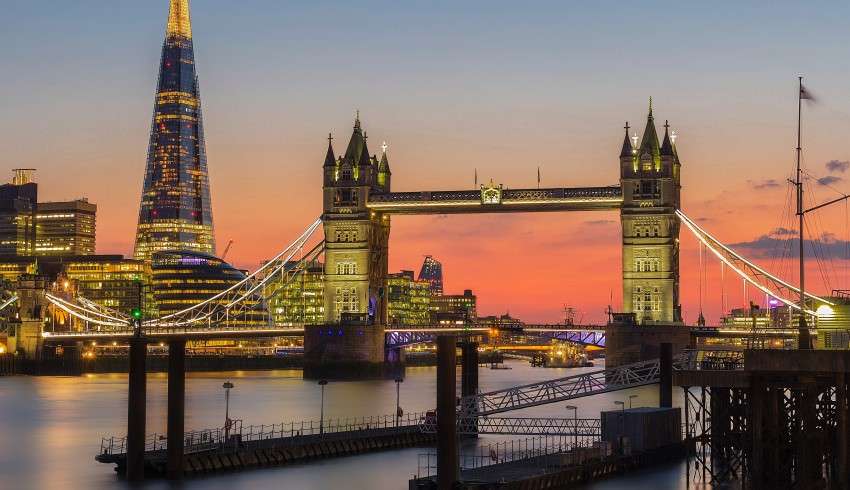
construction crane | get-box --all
[221,240,234,261]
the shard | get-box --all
[134,0,215,262]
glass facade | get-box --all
[134,0,215,262]
[151,251,266,326]
[417,255,444,295]
[59,256,149,316]
[386,271,432,326]
[0,171,37,257]
[268,259,325,325]
[35,200,96,256]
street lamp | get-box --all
[222,381,234,440]
[565,404,578,448]
[318,379,328,435]
[628,394,638,409]
[395,377,404,427]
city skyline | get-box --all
[4,1,850,323]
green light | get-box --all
[131,308,143,320]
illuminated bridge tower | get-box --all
[620,102,682,324]
[305,115,391,374]
[134,0,215,263]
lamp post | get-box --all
[395,377,404,427]
[222,381,234,440]
[565,404,578,448]
[628,394,638,409]
[318,379,328,435]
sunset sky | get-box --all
[4,1,850,324]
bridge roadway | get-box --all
[41,322,803,348]
[40,323,607,344]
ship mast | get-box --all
[796,76,811,349]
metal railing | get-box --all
[678,349,745,371]
[418,416,601,436]
[416,436,603,478]
[99,411,429,456]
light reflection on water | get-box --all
[0,360,689,490]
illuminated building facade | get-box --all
[322,115,391,324]
[620,103,682,323]
[431,289,477,324]
[0,257,37,282]
[151,251,265,325]
[386,270,432,326]
[268,259,325,325]
[417,255,444,295]
[134,0,215,262]
[35,200,96,256]
[57,256,148,316]
[0,170,37,257]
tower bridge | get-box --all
[38,105,830,364]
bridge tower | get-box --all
[620,102,682,324]
[307,115,391,374]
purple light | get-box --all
[768,299,781,307]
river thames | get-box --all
[0,359,688,489]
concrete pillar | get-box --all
[436,336,458,490]
[167,339,186,480]
[659,342,672,408]
[126,337,147,481]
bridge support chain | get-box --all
[659,342,672,408]
[436,336,458,490]
[167,338,186,480]
[126,336,147,482]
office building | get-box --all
[418,255,444,295]
[0,169,37,256]
[431,289,477,324]
[134,0,215,262]
[151,251,265,325]
[35,200,96,256]
[268,259,325,325]
[386,270,432,326]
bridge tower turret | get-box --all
[320,114,390,328]
[620,101,682,324]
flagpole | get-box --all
[796,75,810,350]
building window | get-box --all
[634,258,660,272]
[335,287,358,317]
[633,286,661,313]
[336,262,357,275]
[334,230,358,242]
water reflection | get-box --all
[0,360,688,489]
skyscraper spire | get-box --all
[135,0,214,262]
[166,0,192,40]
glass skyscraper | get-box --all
[417,255,444,295]
[134,0,215,262]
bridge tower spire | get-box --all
[620,104,682,324]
